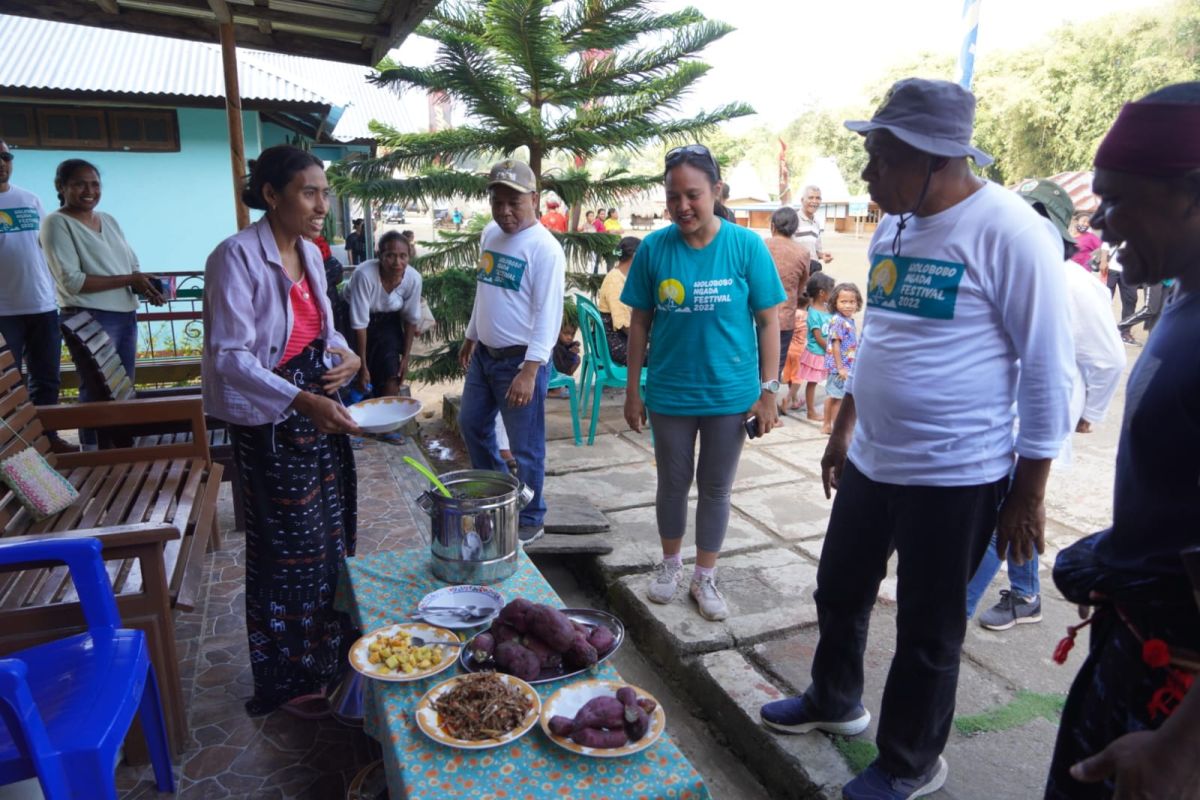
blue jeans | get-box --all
[965,532,1040,618]
[458,348,548,528]
[65,308,138,446]
[0,310,62,406]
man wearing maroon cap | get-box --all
[1046,82,1200,799]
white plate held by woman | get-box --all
[417,584,504,629]
[540,678,666,758]
[347,396,422,433]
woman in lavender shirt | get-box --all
[202,145,361,717]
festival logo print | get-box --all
[867,253,965,320]
[477,250,526,292]
[0,207,39,234]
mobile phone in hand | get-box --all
[744,416,760,439]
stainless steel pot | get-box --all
[417,469,534,584]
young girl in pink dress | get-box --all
[797,273,834,421]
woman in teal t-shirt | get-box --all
[620,144,785,622]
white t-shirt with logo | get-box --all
[465,221,565,364]
[847,181,1074,485]
[0,186,58,316]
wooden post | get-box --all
[219,22,250,230]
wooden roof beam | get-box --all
[205,0,231,24]
[95,0,120,13]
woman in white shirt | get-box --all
[346,230,423,398]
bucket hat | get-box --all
[1015,178,1075,244]
[845,78,993,167]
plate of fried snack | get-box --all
[415,672,541,749]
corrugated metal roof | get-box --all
[0,15,328,106]
[1048,171,1098,213]
[237,50,416,142]
[0,14,418,142]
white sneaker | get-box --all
[646,561,683,604]
[689,574,729,620]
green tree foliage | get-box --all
[719,0,1198,194]
[331,0,751,382]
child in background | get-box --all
[780,293,812,415]
[797,273,835,422]
[822,282,863,435]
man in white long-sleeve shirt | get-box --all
[458,159,566,544]
[968,179,1126,631]
[760,80,1075,799]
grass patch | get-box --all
[954,690,1067,736]
[833,736,878,774]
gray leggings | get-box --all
[648,411,746,554]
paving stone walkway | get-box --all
[540,379,1127,800]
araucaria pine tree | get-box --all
[332,0,752,382]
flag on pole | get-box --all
[957,0,982,89]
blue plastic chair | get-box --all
[575,294,648,445]
[0,537,175,799]
[547,363,582,446]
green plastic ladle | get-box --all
[403,456,452,498]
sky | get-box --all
[390,0,1168,133]
[668,0,1167,130]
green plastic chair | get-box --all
[575,294,647,445]
[547,363,582,446]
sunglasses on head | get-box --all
[0,153,12,163]
[665,144,716,171]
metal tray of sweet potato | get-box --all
[458,607,624,685]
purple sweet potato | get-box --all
[571,696,625,731]
[563,633,599,670]
[570,726,628,748]
[548,715,575,737]
[571,621,590,636]
[521,634,563,670]
[470,632,495,663]
[497,598,535,633]
[615,686,637,708]
[636,697,657,715]
[526,604,576,652]
[494,640,541,681]
[490,620,521,645]
[623,702,650,741]
[587,624,615,656]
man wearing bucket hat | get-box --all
[760,78,1074,799]
[966,178,1125,631]
[458,158,566,544]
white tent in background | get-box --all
[726,160,772,205]
[796,157,851,203]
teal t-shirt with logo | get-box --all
[621,219,785,416]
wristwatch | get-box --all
[760,379,781,393]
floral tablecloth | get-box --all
[335,547,711,800]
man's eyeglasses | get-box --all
[665,144,717,171]
[0,153,12,163]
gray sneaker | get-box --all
[978,590,1042,631]
[518,525,544,545]
[689,574,729,621]
[646,561,684,604]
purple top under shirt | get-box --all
[201,217,349,427]
[1070,231,1102,269]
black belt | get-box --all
[483,344,527,360]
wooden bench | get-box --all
[61,310,242,534]
[0,345,224,756]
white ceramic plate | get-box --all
[415,673,541,749]
[347,396,423,433]
[417,584,505,630]
[348,622,460,683]
[539,679,666,758]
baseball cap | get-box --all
[1015,178,1075,244]
[845,78,993,167]
[487,159,536,193]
